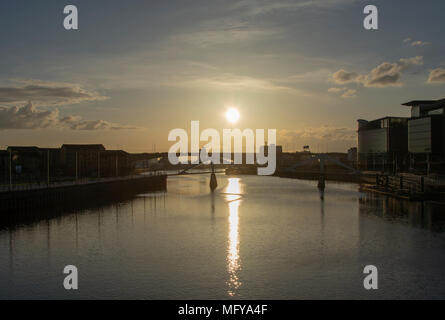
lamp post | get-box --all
[9,148,12,190]
[75,152,78,181]
[47,149,50,186]
[116,154,118,177]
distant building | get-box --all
[357,117,409,171]
[60,144,133,178]
[42,148,63,178]
[60,144,105,178]
[0,144,134,183]
[99,150,132,177]
[259,144,283,156]
[6,146,45,182]
[0,150,9,183]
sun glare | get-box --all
[226,108,240,124]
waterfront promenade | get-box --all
[0,174,167,216]
[0,171,165,194]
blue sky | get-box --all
[1,0,444,152]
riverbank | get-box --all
[276,170,372,183]
[281,171,445,203]
[0,175,167,217]
[226,168,445,203]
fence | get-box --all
[375,173,445,194]
[0,171,165,193]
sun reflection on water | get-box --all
[224,178,243,297]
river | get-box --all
[1,174,445,299]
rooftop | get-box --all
[358,116,409,123]
[402,99,445,106]
[6,146,41,152]
[61,144,105,150]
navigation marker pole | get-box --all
[210,162,218,192]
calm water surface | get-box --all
[1,174,445,299]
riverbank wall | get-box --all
[279,170,445,202]
[0,175,167,216]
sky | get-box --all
[1,0,445,153]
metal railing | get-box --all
[0,171,165,193]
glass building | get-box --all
[357,117,408,171]
[403,99,445,173]
[357,99,445,173]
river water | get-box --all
[1,174,445,299]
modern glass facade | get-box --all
[358,128,387,154]
[408,117,433,153]
[408,115,443,155]
[357,117,408,171]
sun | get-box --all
[226,108,240,124]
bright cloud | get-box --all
[328,87,357,98]
[0,102,136,130]
[404,38,431,47]
[172,73,311,96]
[331,56,424,88]
[427,68,445,84]
[0,80,107,106]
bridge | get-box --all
[167,162,220,192]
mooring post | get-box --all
[421,176,425,193]
[210,162,217,192]
[400,176,403,190]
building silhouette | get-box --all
[358,98,445,173]
[0,144,134,184]
[357,117,408,171]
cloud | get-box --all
[172,73,310,95]
[0,102,136,130]
[328,87,357,98]
[427,68,445,84]
[328,87,347,93]
[404,38,431,47]
[331,56,423,88]
[232,0,355,16]
[0,80,107,106]
[341,89,357,98]
[172,26,280,47]
[366,56,423,87]
[331,70,361,84]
